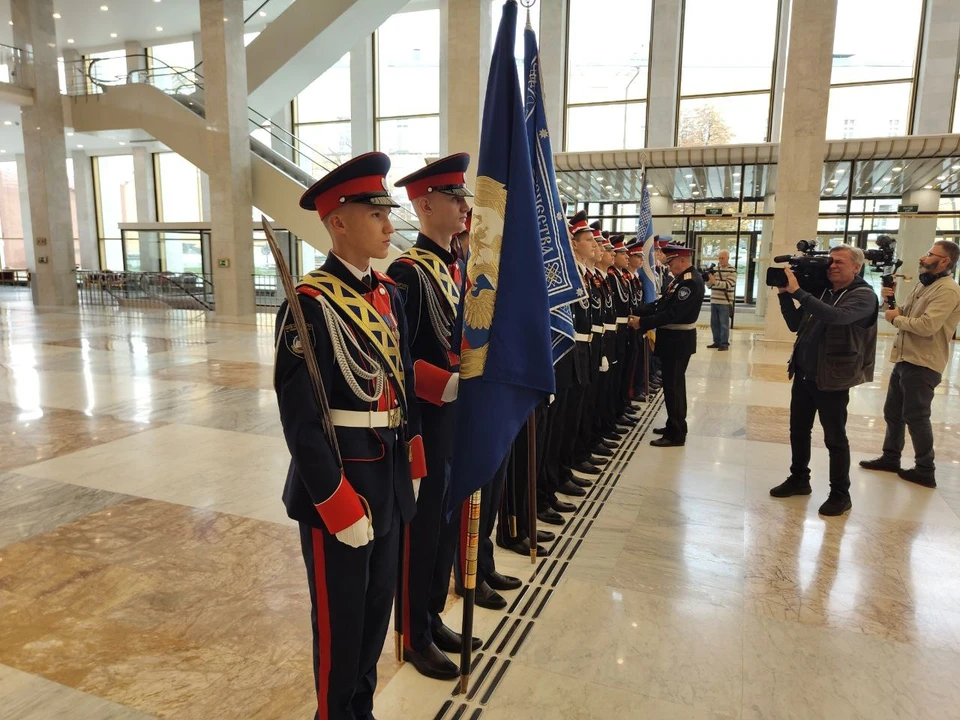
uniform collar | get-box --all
[322,253,378,295]
[415,232,455,265]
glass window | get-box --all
[297,122,352,176]
[87,49,129,89]
[678,94,771,146]
[162,232,204,274]
[826,83,912,139]
[377,116,440,213]
[831,0,922,84]
[297,52,350,124]
[150,41,195,95]
[492,0,541,84]
[95,155,137,242]
[377,10,440,117]
[680,0,779,96]
[157,152,204,223]
[566,102,647,152]
[0,160,25,268]
[567,0,651,105]
[953,81,960,133]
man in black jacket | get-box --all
[770,244,879,516]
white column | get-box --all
[132,147,160,271]
[124,41,146,80]
[350,35,375,156]
[755,191,776,318]
[650,194,674,239]
[764,0,838,342]
[767,0,793,143]
[72,151,99,270]
[895,189,940,303]
[61,48,85,95]
[537,0,567,140]
[14,154,35,270]
[201,0,256,317]
[12,0,78,306]
[439,0,493,186]
[270,104,294,161]
[912,0,960,135]
[192,32,212,221]
[646,0,682,148]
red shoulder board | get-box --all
[374,271,396,286]
[297,285,320,298]
[395,257,416,266]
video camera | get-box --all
[765,240,833,296]
[863,235,902,310]
[699,263,717,282]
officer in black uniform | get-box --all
[276,152,426,720]
[631,244,704,447]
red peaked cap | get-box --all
[394,153,474,201]
[299,151,400,220]
[568,209,590,235]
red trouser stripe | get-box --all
[402,525,412,651]
[311,529,331,720]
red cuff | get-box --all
[408,434,427,479]
[315,475,365,534]
[413,359,452,406]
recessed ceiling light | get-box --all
[67,38,74,44]
[156,26,163,31]
[7,21,12,26]
[52,12,61,19]
[692,191,700,195]
[924,184,933,189]
[882,176,891,182]
[829,179,838,183]
[892,167,902,172]
[824,188,833,193]
[953,165,960,171]
[613,192,620,197]
[100,5,109,10]
[67,132,74,137]
[0,150,6,154]
[2,121,10,126]
[685,174,693,179]
[118,141,126,146]
[605,185,613,190]
[874,187,883,192]
[259,10,267,16]
[223,17,229,22]
[565,185,573,191]
[595,176,604,181]
[651,191,659,196]
[732,172,741,177]
[76,144,84,148]
[835,169,845,174]
[576,193,583,198]
[110,32,118,38]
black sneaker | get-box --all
[818,492,852,516]
[898,467,937,488]
[707,343,719,349]
[769,477,812,498]
[858,456,901,473]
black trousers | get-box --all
[539,387,573,509]
[882,361,941,475]
[400,429,458,653]
[498,406,547,546]
[789,376,851,493]
[300,514,400,720]
[561,383,588,468]
[659,348,692,440]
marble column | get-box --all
[124,41,146,81]
[132,147,160,271]
[755,191,776,318]
[350,35,374,156]
[11,0,77,306]
[764,0,838,343]
[61,48,85,95]
[72,151,99,270]
[537,0,567,141]
[439,0,493,186]
[912,0,960,135]
[646,0,682,148]
[14,154,34,270]
[894,189,939,303]
[201,0,255,317]
[193,31,212,220]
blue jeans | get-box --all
[710,304,730,346]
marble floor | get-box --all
[2,298,960,719]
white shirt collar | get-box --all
[332,252,371,283]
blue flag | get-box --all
[450,0,555,511]
[637,173,658,304]
[523,22,583,364]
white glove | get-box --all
[441,372,460,403]
[412,477,421,501]
[600,357,610,373]
[334,515,374,548]
[549,394,556,405]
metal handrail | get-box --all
[73,54,421,238]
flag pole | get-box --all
[459,490,482,693]
[526,413,538,564]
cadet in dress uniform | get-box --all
[593,230,623,444]
[625,238,648,400]
[607,236,635,427]
[630,244,704,447]
[275,152,426,720]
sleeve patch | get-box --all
[677,287,692,301]
[283,323,315,357]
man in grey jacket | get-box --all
[706,250,737,350]
[769,245,879,516]
[860,240,960,488]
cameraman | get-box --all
[706,250,737,350]
[860,240,960,488]
[770,245,879,516]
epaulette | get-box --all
[296,285,320,298]
[374,271,396,286]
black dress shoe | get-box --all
[603,431,624,441]
[615,422,633,431]
[601,439,619,449]
[537,507,565,525]
[898,467,937,488]
[652,426,667,435]
[572,461,601,475]
[588,455,609,466]
[432,623,481,652]
[859,456,901,473]
[536,529,555,543]
[769,477,812,498]
[474,581,507,610]
[551,498,577,513]
[570,475,593,488]
[707,343,719,349]
[503,537,550,557]
[403,643,459,680]
[486,571,522,591]
[591,445,614,458]
[818,491,852,516]
[650,437,684,447]
[558,479,587,497]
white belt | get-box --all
[591,325,603,334]
[603,323,617,331]
[575,333,591,342]
[616,317,628,325]
[330,408,401,429]
[662,322,697,330]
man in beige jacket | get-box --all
[860,240,960,488]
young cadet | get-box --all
[625,238,648,402]
[276,152,426,720]
[608,235,637,427]
[389,154,504,678]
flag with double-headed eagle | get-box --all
[524,20,583,363]
[449,0,555,511]
[637,171,659,303]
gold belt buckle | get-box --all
[388,407,401,429]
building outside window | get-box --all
[86,49,128,92]
[825,0,922,139]
[294,51,351,175]
[677,0,780,146]
[149,41,196,94]
[94,155,138,271]
[565,0,652,151]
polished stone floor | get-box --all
[2,298,960,719]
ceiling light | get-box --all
[613,192,620,197]
[67,38,74,44]
[76,144,84,148]
[824,188,833,194]
[605,185,613,190]
[692,191,700,196]
[565,185,573,190]
[7,21,12,26]
[0,150,5,154]
[118,141,126,146]
[576,193,583,198]
[595,176,604,181]
[52,13,61,19]
[259,10,267,17]
[882,176,891,182]
[100,5,109,10]
[685,174,693,179]
[2,121,10,126]
[835,169,845,174]
[110,32,118,38]
[67,132,74,137]
[892,167,902,172]
[156,26,163,32]
[828,179,837,184]
[924,185,933,189]
[874,186,883,192]
[953,165,960,171]
[732,172,741,178]
[651,191,659,196]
